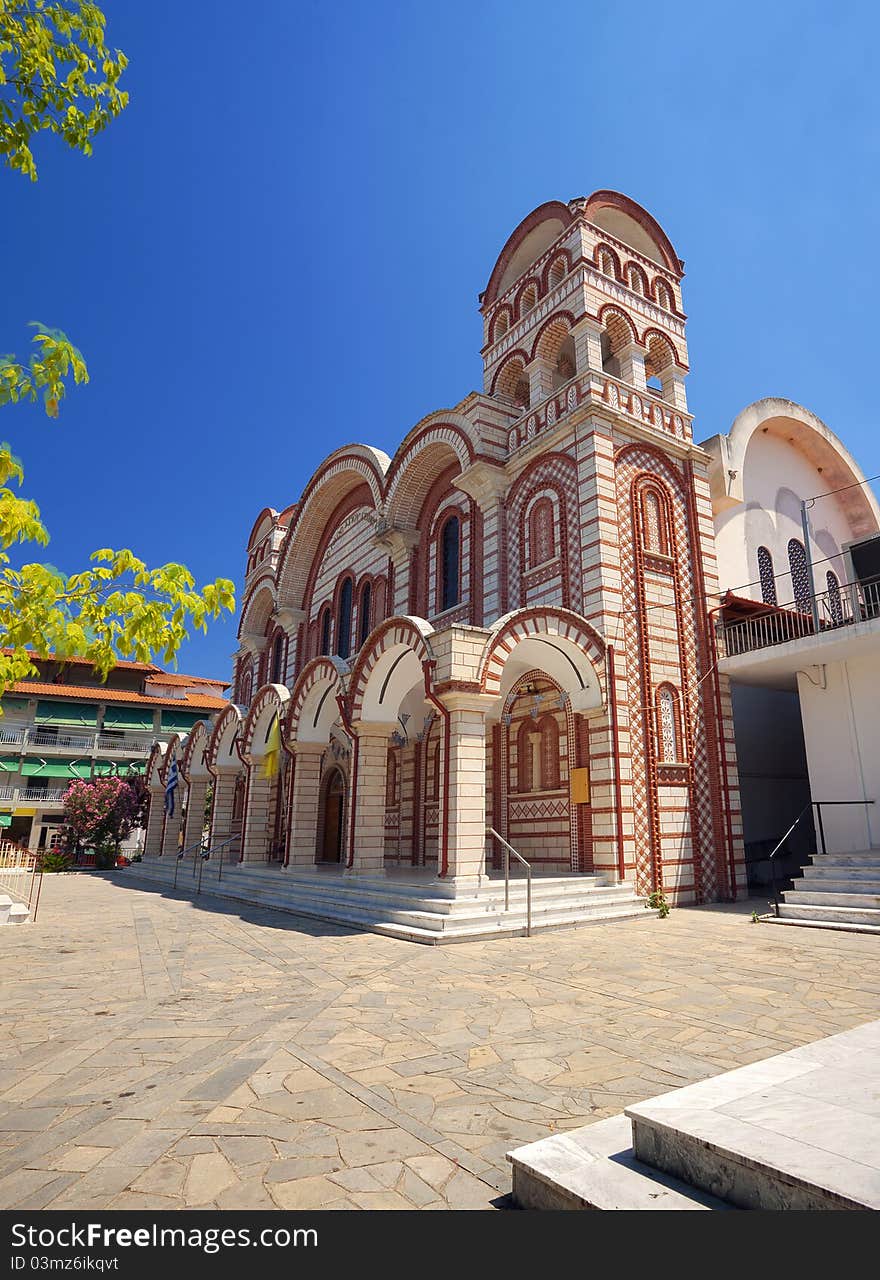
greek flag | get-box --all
[164,752,179,816]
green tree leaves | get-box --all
[0,0,129,180]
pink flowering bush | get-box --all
[63,774,147,869]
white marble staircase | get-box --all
[509,1021,880,1210]
[763,849,880,934]
[122,855,655,943]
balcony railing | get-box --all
[718,578,880,659]
[8,726,155,755]
[19,787,69,804]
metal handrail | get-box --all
[196,833,240,895]
[172,837,209,889]
[487,828,532,937]
[767,799,875,916]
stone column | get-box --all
[348,724,394,874]
[209,768,240,856]
[241,764,272,863]
[143,790,165,858]
[441,697,491,886]
[374,527,420,616]
[181,777,209,852]
[161,791,184,856]
[288,745,323,866]
[525,356,554,406]
[660,368,688,412]
[617,341,647,390]
[454,462,508,624]
[572,316,604,373]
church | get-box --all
[141,189,753,933]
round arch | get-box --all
[238,577,276,641]
[479,607,606,712]
[180,720,211,782]
[275,446,389,611]
[384,418,477,529]
[240,683,291,763]
[287,655,350,746]
[348,617,435,723]
[205,703,245,774]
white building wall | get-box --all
[796,654,879,853]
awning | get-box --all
[35,700,98,727]
[102,707,155,731]
[0,758,20,773]
[160,710,202,732]
[21,760,83,778]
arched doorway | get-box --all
[319,769,345,863]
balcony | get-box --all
[18,787,68,804]
[719,579,880,659]
[15,727,155,755]
[95,733,154,755]
[716,578,880,689]
[28,728,95,752]
[0,726,25,746]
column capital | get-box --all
[350,720,399,738]
[372,522,420,559]
[437,691,497,716]
[289,740,325,757]
[454,460,508,506]
[272,606,305,630]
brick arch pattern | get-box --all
[347,617,435,723]
[614,442,728,903]
[237,576,276,642]
[204,703,245,774]
[145,741,164,790]
[384,423,475,530]
[505,453,581,613]
[275,450,386,613]
[479,607,606,699]
[489,350,531,400]
[286,655,349,745]
[180,720,210,782]
[530,311,576,363]
[240,683,291,764]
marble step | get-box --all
[800,871,880,892]
[777,901,880,927]
[783,889,880,909]
[124,864,653,943]
[811,851,880,869]
[761,915,880,936]
[626,1022,880,1210]
[508,1115,731,1211]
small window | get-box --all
[440,516,460,612]
[826,570,843,624]
[520,285,537,316]
[336,577,353,658]
[358,581,372,647]
[516,718,533,793]
[788,539,811,612]
[657,686,680,762]
[641,488,667,555]
[538,715,560,790]
[528,497,556,567]
[493,311,510,341]
[271,633,284,684]
[319,607,331,657]
[548,257,565,288]
[598,249,615,277]
[757,546,777,605]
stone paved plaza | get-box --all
[0,873,878,1211]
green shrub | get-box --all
[39,850,73,873]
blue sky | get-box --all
[5,0,879,680]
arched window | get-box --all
[757,546,777,605]
[548,257,565,288]
[528,497,556,567]
[493,311,510,341]
[358,580,372,647]
[319,606,331,657]
[336,577,353,658]
[598,248,616,278]
[385,751,398,808]
[520,284,537,316]
[655,281,673,311]
[239,659,253,706]
[788,539,811,612]
[826,570,843,624]
[640,487,668,555]
[628,265,646,296]
[516,718,533,793]
[440,515,460,612]
[538,715,560,790]
[270,633,284,684]
[657,686,680,762]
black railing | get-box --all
[768,799,875,916]
[720,578,880,659]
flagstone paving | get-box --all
[0,872,878,1210]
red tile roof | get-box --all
[5,680,227,712]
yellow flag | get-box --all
[262,715,281,780]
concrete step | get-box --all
[508,1115,731,1210]
[777,901,880,927]
[800,872,880,892]
[783,888,880,909]
[811,851,880,869]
